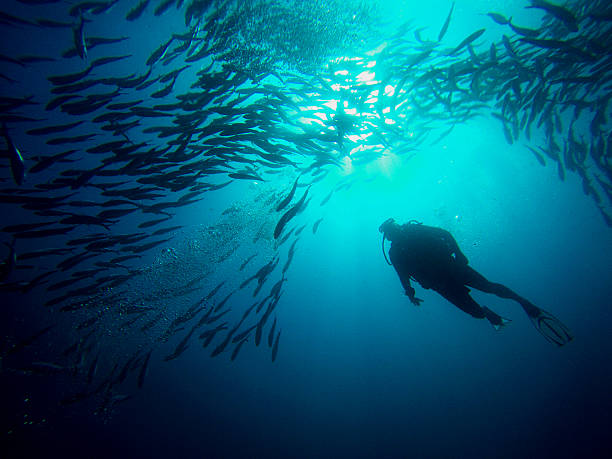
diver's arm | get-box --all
[390,258,422,306]
[395,265,413,296]
[389,248,410,292]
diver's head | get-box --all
[379,218,401,242]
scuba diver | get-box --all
[379,218,573,346]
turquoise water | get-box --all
[1,1,611,457]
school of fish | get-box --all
[0,0,611,421]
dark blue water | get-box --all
[1,1,611,458]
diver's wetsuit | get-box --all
[388,223,536,322]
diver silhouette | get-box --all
[379,218,573,346]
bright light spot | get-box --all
[297,116,325,126]
[356,70,376,83]
[334,56,363,63]
[345,107,357,115]
[383,107,390,114]
[366,42,387,56]
[395,99,409,110]
[366,60,376,68]
[385,118,395,125]
[384,85,395,96]
[323,100,338,110]
[331,83,350,91]
[408,132,414,138]
[342,156,353,174]
[334,70,349,76]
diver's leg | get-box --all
[438,288,484,318]
[436,286,507,329]
[463,267,532,307]
[463,267,573,344]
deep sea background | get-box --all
[1,1,611,458]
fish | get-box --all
[141,312,164,331]
[438,2,454,42]
[87,353,99,384]
[526,145,546,166]
[46,94,80,111]
[146,37,175,66]
[4,324,54,357]
[3,222,55,234]
[448,29,486,56]
[228,172,264,181]
[487,12,510,25]
[46,133,97,145]
[200,322,228,348]
[205,281,225,301]
[0,11,33,27]
[267,317,277,348]
[210,322,240,357]
[0,95,37,112]
[14,226,77,239]
[294,224,307,237]
[27,121,84,137]
[1,123,25,185]
[312,218,323,234]
[239,253,257,271]
[164,325,196,361]
[117,352,141,384]
[508,21,540,38]
[232,324,257,344]
[0,238,16,281]
[276,176,299,211]
[138,217,171,228]
[274,186,310,239]
[271,330,281,362]
[32,13,71,26]
[154,0,176,16]
[151,76,177,98]
[282,240,298,275]
[204,307,231,326]
[214,292,233,312]
[126,0,150,21]
[138,349,152,388]
[519,38,595,61]
[123,238,172,254]
[152,225,182,236]
[230,337,248,361]
[73,12,88,60]
[527,0,578,32]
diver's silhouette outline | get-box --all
[379,218,573,346]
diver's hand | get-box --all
[405,288,422,306]
[409,296,423,306]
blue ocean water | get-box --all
[1,1,611,458]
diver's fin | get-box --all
[522,304,573,346]
[482,306,511,331]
